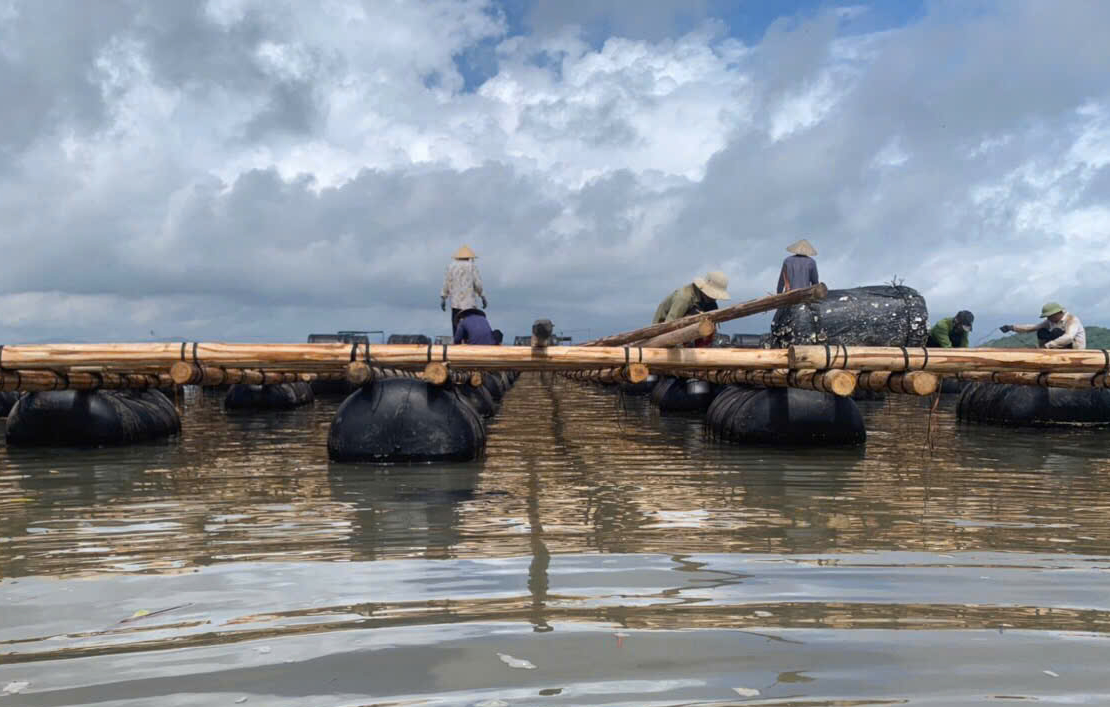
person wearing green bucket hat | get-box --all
[1000,302,1086,349]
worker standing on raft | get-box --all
[927,310,975,348]
[777,239,819,293]
[653,271,730,347]
[441,245,486,331]
[1000,302,1086,349]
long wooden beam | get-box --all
[0,343,792,372]
[562,364,650,384]
[790,345,1110,374]
[681,368,856,397]
[583,283,827,347]
[634,319,715,348]
[169,363,309,386]
[856,371,939,396]
[0,370,172,393]
[953,371,1110,390]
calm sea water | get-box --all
[2,375,1110,706]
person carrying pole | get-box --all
[927,310,975,348]
[653,271,730,347]
[1000,302,1086,349]
[441,245,487,331]
[777,239,819,293]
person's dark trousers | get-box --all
[451,308,462,332]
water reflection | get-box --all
[5,376,1110,577]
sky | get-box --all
[1,0,1108,344]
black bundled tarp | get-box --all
[957,382,1110,427]
[771,285,928,348]
[6,389,181,447]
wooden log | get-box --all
[423,362,450,386]
[953,371,1110,390]
[0,369,172,393]
[856,371,938,396]
[789,345,1110,374]
[584,283,827,347]
[635,319,715,348]
[0,343,792,373]
[345,362,421,385]
[169,363,300,386]
[683,368,856,397]
[561,364,649,384]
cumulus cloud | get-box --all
[0,0,1108,344]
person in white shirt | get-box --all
[440,245,487,330]
[1000,302,1086,349]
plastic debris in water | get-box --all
[1044,670,1059,678]
[753,611,773,618]
[474,700,509,707]
[3,682,30,695]
[733,686,760,696]
[256,646,271,654]
[497,653,536,669]
[235,697,248,704]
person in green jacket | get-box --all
[927,310,974,348]
[653,271,731,323]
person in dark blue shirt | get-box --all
[453,309,497,345]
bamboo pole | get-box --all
[856,371,939,396]
[0,343,791,372]
[584,283,827,347]
[682,368,856,397]
[0,370,172,393]
[953,371,1110,390]
[635,319,715,348]
[790,345,1110,374]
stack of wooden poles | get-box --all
[3,283,1109,396]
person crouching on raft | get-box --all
[927,310,975,348]
[653,271,730,347]
[454,309,498,345]
[1000,302,1086,349]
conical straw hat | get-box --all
[693,270,730,300]
[453,245,477,259]
[786,239,817,256]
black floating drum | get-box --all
[651,376,719,413]
[225,381,315,410]
[5,390,181,447]
[707,385,866,445]
[957,382,1110,427]
[328,377,486,463]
